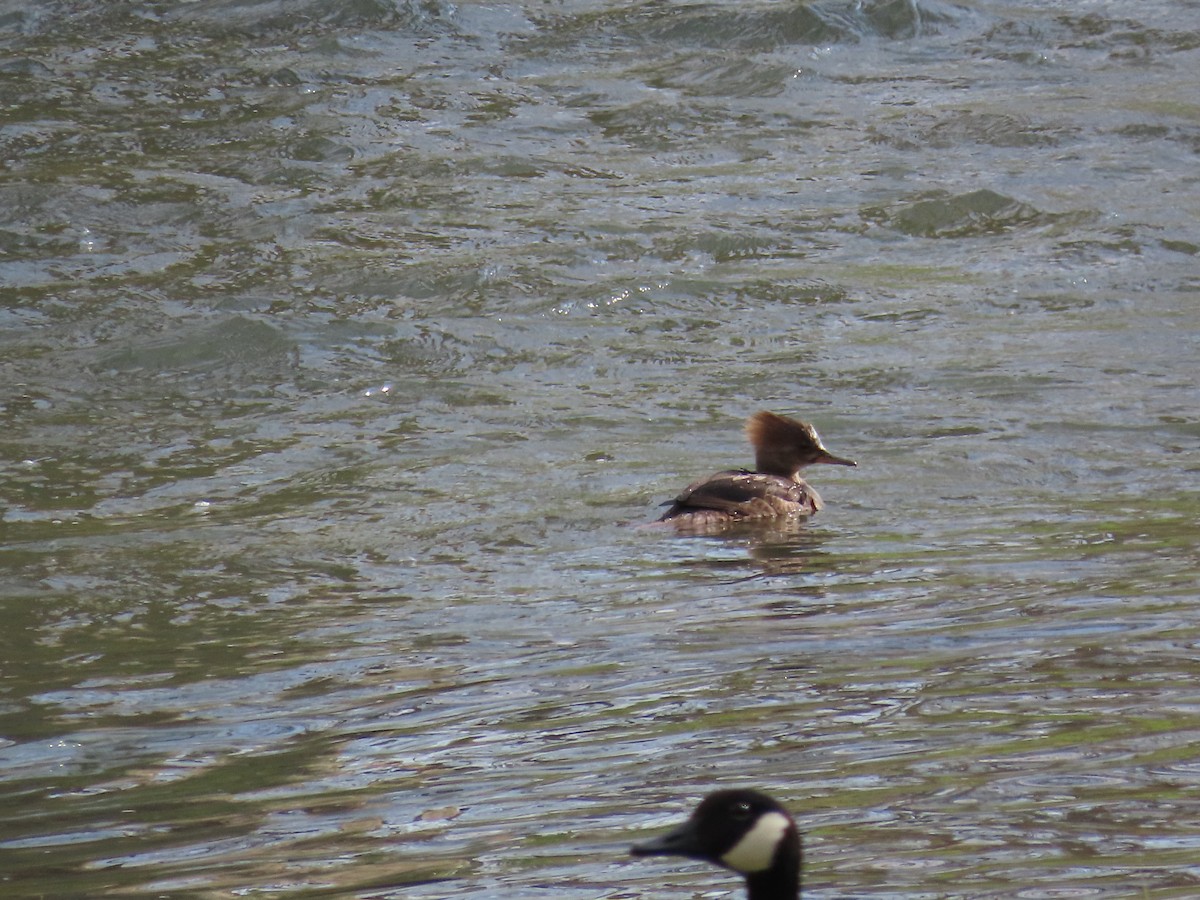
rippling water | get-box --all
[2,0,1199,897]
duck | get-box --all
[630,788,801,899]
[656,411,856,527]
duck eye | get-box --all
[731,801,752,821]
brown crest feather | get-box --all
[745,411,819,451]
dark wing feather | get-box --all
[659,470,822,521]
[671,469,765,512]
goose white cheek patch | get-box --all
[719,811,791,874]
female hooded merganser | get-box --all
[631,789,801,900]
[656,411,856,527]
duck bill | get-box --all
[816,449,857,467]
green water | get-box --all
[2,1,1199,897]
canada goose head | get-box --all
[631,789,801,899]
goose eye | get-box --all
[730,801,752,821]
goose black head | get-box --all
[631,789,801,899]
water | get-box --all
[2,0,1199,896]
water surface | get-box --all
[1,0,1199,897]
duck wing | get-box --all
[658,470,823,521]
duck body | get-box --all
[658,469,825,525]
[656,411,855,527]
[631,789,801,900]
